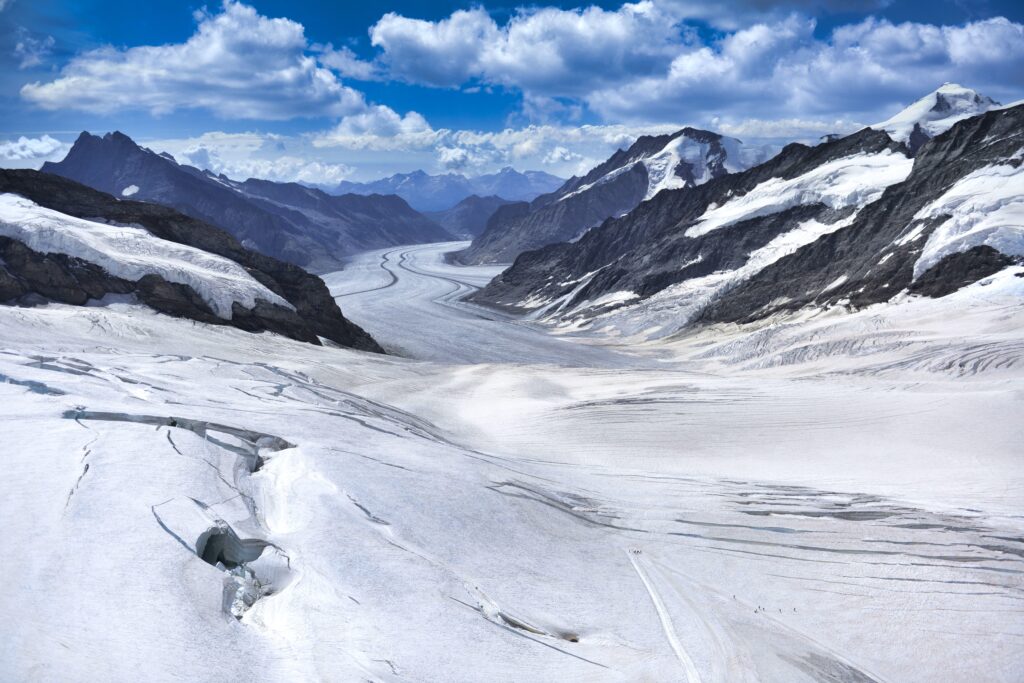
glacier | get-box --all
[2,240,1020,681]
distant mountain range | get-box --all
[42,132,452,271]
[473,86,1022,338]
[424,195,516,239]
[455,128,773,265]
[334,168,564,212]
[0,169,381,351]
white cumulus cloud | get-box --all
[19,1,409,123]
[140,131,353,186]
[370,2,686,94]
[181,146,354,186]
[365,4,1024,127]
[0,135,69,166]
[543,145,582,164]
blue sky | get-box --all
[1,0,1022,182]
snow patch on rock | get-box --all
[569,213,858,336]
[688,151,912,238]
[0,193,293,318]
[913,161,1024,278]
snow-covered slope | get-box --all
[563,130,768,204]
[688,149,912,237]
[873,83,998,152]
[0,194,289,318]
[474,127,908,329]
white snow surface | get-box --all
[0,193,292,318]
[120,184,139,197]
[688,150,913,237]
[873,83,998,144]
[913,160,1024,277]
[1,241,1022,682]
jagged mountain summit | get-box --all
[41,132,451,271]
[455,127,773,265]
[424,195,516,239]
[873,83,999,154]
[0,169,382,351]
[334,168,564,212]
[473,100,1023,340]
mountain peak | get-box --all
[105,130,135,142]
[874,84,999,152]
[62,130,144,159]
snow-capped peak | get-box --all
[873,84,998,150]
[641,133,725,200]
[560,128,771,204]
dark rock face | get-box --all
[0,236,135,305]
[474,104,1023,331]
[907,124,932,156]
[0,169,383,352]
[41,132,451,271]
[134,274,221,320]
[474,127,903,310]
[458,164,650,265]
[335,168,563,212]
[908,246,1016,298]
[424,195,516,238]
[233,178,452,252]
[455,127,747,265]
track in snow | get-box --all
[627,550,704,682]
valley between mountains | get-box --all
[0,84,1022,682]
